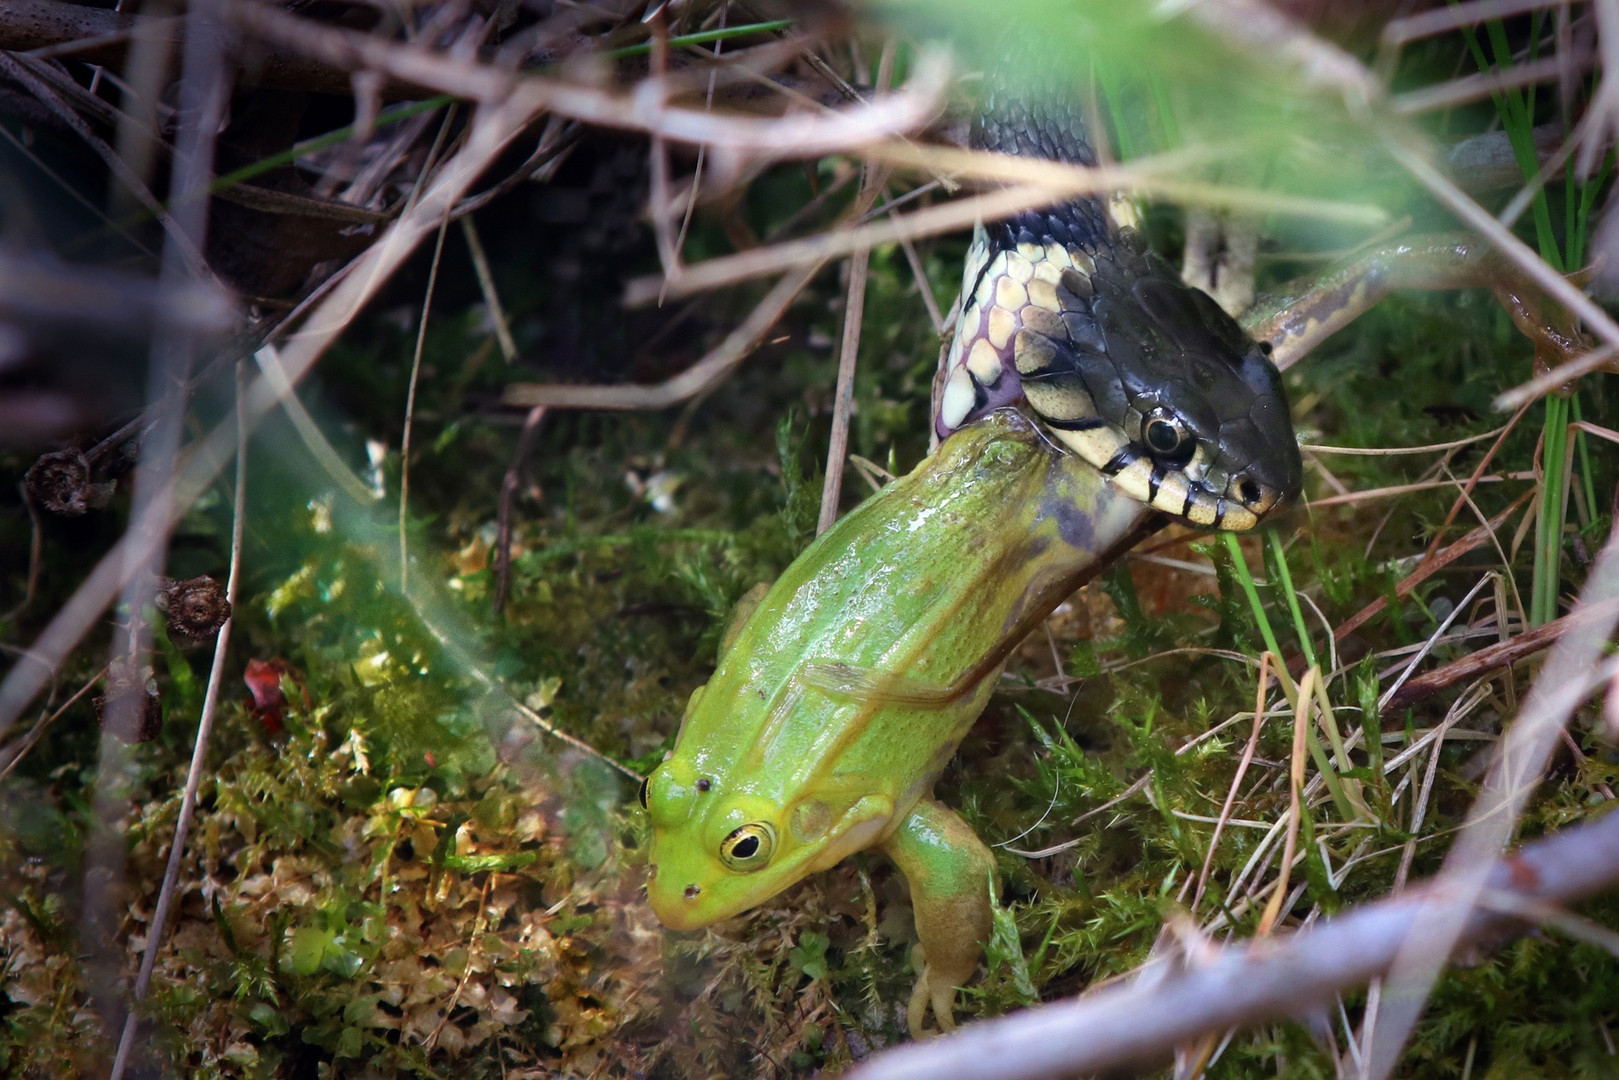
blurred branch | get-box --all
[0,94,542,740]
[848,807,1619,1080]
[224,2,950,164]
[0,251,234,341]
[0,51,213,280]
[2,0,396,96]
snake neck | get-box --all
[970,71,1115,253]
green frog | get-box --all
[636,238,1582,1037]
[642,413,1160,1036]
[640,63,1321,1034]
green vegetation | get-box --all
[2,4,1616,1077]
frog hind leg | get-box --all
[880,796,996,1039]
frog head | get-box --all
[641,685,898,929]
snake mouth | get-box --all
[1039,415,1286,531]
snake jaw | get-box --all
[1088,434,1284,532]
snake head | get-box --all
[937,233,1302,532]
[1089,255,1304,531]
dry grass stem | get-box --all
[108,360,249,1080]
[0,666,106,785]
[629,143,1386,305]
[460,217,518,362]
[1384,594,1619,709]
[1380,0,1566,51]
[400,204,455,592]
[864,138,1389,223]
[1307,471,1532,508]
[1378,575,1495,710]
[849,810,1619,1080]
[1300,426,1511,456]
[1257,668,1314,936]
[818,176,877,535]
[1191,653,1275,913]
[227,2,951,159]
[1364,525,1619,1078]
[1391,51,1592,115]
[1420,402,1532,563]
[625,184,1085,305]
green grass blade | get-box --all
[1222,532,1281,659]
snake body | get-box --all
[936,82,1302,531]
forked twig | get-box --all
[501,263,821,412]
[848,808,1619,1080]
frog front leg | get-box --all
[880,795,996,1039]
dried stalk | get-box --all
[848,807,1619,1080]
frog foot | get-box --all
[905,942,960,1039]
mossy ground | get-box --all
[3,8,1619,1078]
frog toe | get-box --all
[905,943,963,1039]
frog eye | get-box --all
[638,776,650,810]
[719,823,775,872]
[1142,408,1194,465]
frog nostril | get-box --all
[683,884,701,900]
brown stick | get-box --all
[1,0,389,96]
[848,806,1619,1080]
[1383,594,1619,710]
[1330,489,1534,646]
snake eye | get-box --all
[719,823,775,872]
[638,776,650,810]
[1143,409,1193,464]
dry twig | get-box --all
[849,807,1619,1080]
[108,360,248,1080]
